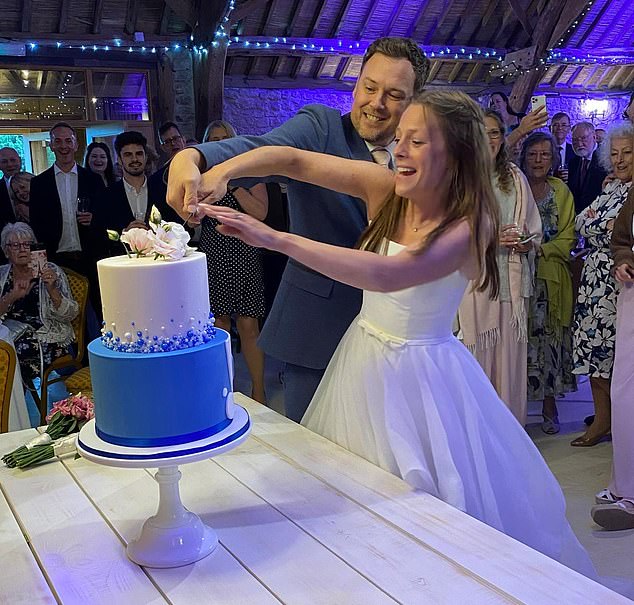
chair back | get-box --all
[0,339,17,433]
[61,267,89,364]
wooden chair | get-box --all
[32,267,89,425]
[0,340,17,433]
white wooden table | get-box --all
[0,393,629,605]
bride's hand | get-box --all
[200,205,281,250]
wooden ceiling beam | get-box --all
[285,0,304,36]
[608,66,627,89]
[447,62,463,83]
[307,0,330,36]
[331,0,354,37]
[159,4,171,35]
[268,56,281,78]
[58,0,70,34]
[335,56,353,80]
[92,0,105,34]
[507,0,533,36]
[547,0,593,49]
[581,65,601,88]
[382,0,408,37]
[406,0,434,38]
[467,63,483,83]
[576,0,610,47]
[229,0,269,25]
[124,0,138,36]
[332,0,354,37]
[21,0,32,32]
[257,0,283,35]
[163,0,196,28]
[427,61,442,82]
[424,0,459,44]
[566,65,584,86]
[622,68,634,89]
[358,0,381,38]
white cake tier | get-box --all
[99,252,212,351]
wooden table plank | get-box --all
[214,436,516,604]
[237,395,630,604]
[0,436,167,605]
[176,459,399,604]
[62,456,282,605]
[0,429,57,605]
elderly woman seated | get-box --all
[0,222,78,383]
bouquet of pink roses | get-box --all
[2,393,94,469]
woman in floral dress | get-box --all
[572,122,633,447]
[520,133,577,434]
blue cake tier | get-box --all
[88,329,233,448]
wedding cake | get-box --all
[87,229,235,448]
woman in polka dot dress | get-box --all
[199,120,269,403]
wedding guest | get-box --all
[459,109,541,425]
[520,132,577,434]
[0,147,22,233]
[192,90,597,578]
[595,128,606,145]
[29,122,107,321]
[550,113,575,177]
[571,122,633,447]
[10,172,33,223]
[568,122,608,213]
[591,185,634,529]
[488,91,524,133]
[0,222,78,382]
[199,120,269,404]
[84,142,116,187]
[167,37,429,422]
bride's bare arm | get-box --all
[198,146,393,218]
[206,206,472,292]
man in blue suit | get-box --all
[168,38,429,421]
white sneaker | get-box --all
[595,488,620,505]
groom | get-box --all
[168,37,429,422]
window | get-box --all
[91,71,150,121]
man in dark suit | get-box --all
[167,37,429,421]
[29,122,106,315]
[99,130,174,251]
[568,122,608,213]
[0,147,22,231]
[550,113,575,170]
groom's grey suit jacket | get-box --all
[195,104,372,369]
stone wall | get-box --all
[167,51,196,141]
[222,87,631,137]
[224,87,353,135]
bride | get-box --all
[174,91,595,577]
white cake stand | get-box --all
[77,405,250,568]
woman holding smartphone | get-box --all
[459,109,542,426]
[0,222,78,383]
[520,132,577,434]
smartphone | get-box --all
[531,95,547,112]
[30,245,48,279]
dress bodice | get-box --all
[359,240,468,341]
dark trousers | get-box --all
[282,362,325,423]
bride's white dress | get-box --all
[302,240,595,576]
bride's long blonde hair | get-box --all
[358,90,500,297]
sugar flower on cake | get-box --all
[106,206,194,260]
[146,220,193,260]
[120,228,153,256]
